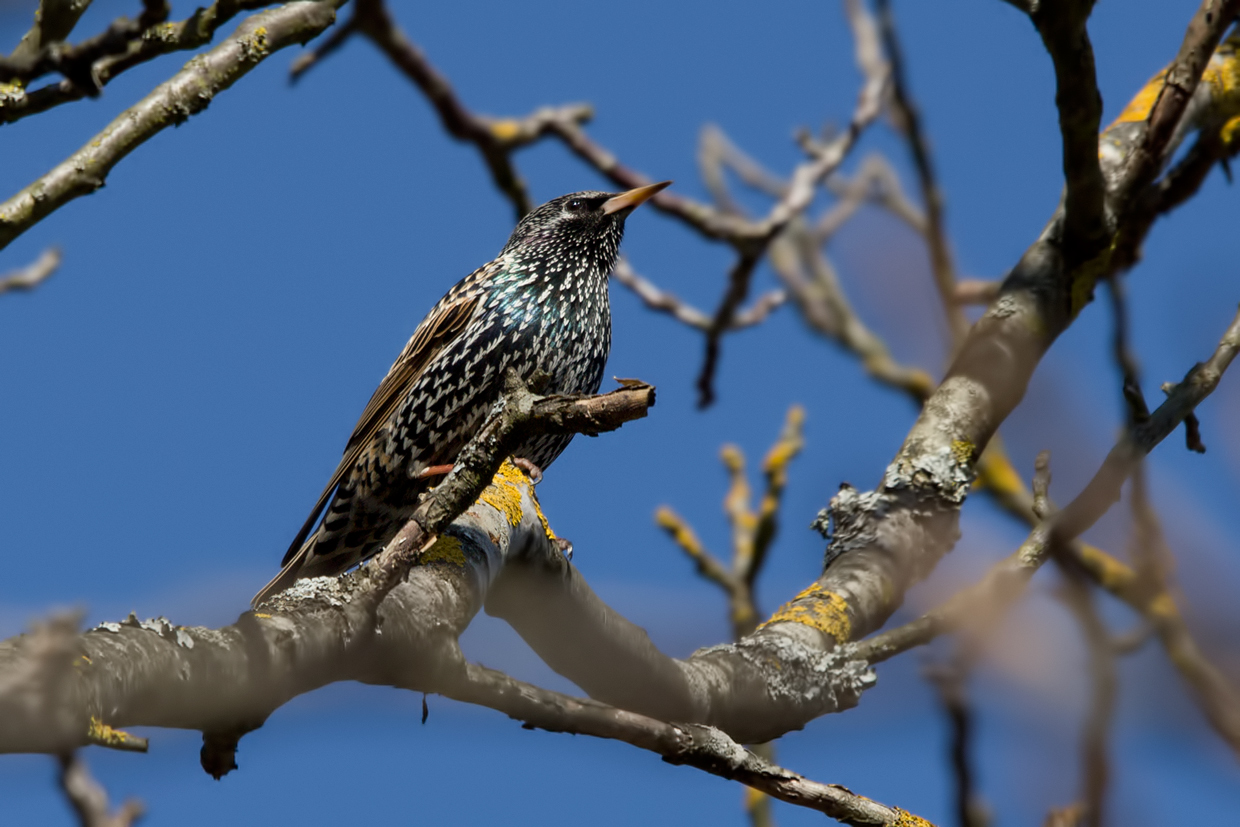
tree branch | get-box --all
[1032,0,1109,270]
[0,0,169,95]
[0,2,346,253]
[0,247,61,295]
[58,753,145,827]
[876,0,970,346]
[851,303,1240,668]
[0,0,296,124]
[443,663,934,827]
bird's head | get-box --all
[500,182,671,272]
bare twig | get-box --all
[770,220,936,400]
[876,0,970,346]
[659,408,805,638]
[1057,577,1116,827]
[444,663,934,827]
[58,753,144,827]
[655,409,804,827]
[924,656,989,827]
[953,279,1002,306]
[1,0,288,125]
[611,258,785,333]
[655,506,736,596]
[0,1,169,95]
[348,0,591,219]
[0,247,62,295]
[0,3,346,253]
[288,11,359,82]
[699,124,788,206]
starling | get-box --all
[252,182,671,607]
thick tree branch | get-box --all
[761,12,1240,665]
[0,380,655,755]
[851,303,1240,667]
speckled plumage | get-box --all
[253,184,669,606]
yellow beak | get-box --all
[601,180,672,215]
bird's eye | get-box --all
[566,199,586,212]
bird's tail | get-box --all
[250,541,312,609]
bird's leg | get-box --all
[415,464,455,480]
[511,457,544,484]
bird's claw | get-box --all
[512,457,544,484]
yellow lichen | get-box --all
[757,582,851,642]
[1221,114,1240,145]
[87,717,145,751]
[655,507,704,557]
[1077,544,1134,592]
[479,460,527,527]
[1202,38,1240,103]
[1069,235,1118,320]
[421,535,467,568]
[763,407,805,476]
[1146,591,1179,621]
[252,612,272,619]
[529,487,558,543]
[250,26,269,54]
[950,439,974,466]
[975,449,1024,497]
[1113,71,1165,126]
[490,120,521,141]
[887,807,938,827]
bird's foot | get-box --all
[415,463,455,480]
[554,536,574,561]
[511,457,544,484]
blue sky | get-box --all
[2,0,1238,824]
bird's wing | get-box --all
[279,287,484,566]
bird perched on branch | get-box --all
[252,181,671,607]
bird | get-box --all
[252,181,671,607]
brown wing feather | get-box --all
[278,290,483,566]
